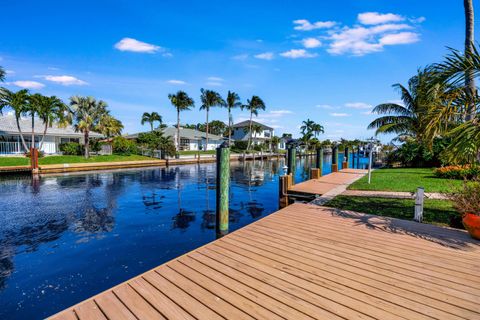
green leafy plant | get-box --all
[59,142,83,155]
[112,136,137,155]
[434,165,480,179]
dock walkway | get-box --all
[51,202,480,319]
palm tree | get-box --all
[200,89,225,150]
[226,91,242,145]
[70,96,109,158]
[270,136,281,152]
[0,66,5,82]
[243,96,266,150]
[0,88,30,151]
[312,123,325,137]
[465,0,475,120]
[168,91,194,151]
[29,93,69,150]
[300,119,315,136]
[98,114,124,138]
[141,112,162,131]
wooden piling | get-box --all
[216,144,230,237]
[310,168,321,179]
[315,148,323,176]
[30,147,39,174]
[287,147,296,175]
[332,145,338,172]
[342,147,349,169]
[356,147,360,169]
[279,174,293,208]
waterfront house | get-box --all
[125,127,225,151]
[0,114,102,155]
[231,120,274,146]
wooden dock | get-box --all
[50,202,480,320]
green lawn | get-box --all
[348,168,462,193]
[324,195,461,227]
[0,155,156,166]
[178,150,216,155]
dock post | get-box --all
[342,147,349,169]
[279,173,293,208]
[30,147,39,174]
[356,147,360,169]
[216,143,230,237]
[414,187,424,223]
[287,146,296,175]
[332,145,338,172]
[311,147,323,179]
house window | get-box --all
[264,131,271,138]
[180,138,190,150]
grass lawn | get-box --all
[0,155,156,166]
[348,168,462,193]
[178,150,216,155]
[324,195,461,227]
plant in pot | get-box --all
[448,180,480,240]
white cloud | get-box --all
[114,37,162,53]
[358,12,404,25]
[254,52,274,60]
[206,76,224,82]
[270,110,293,115]
[5,70,15,75]
[330,112,351,117]
[12,80,45,89]
[280,49,318,59]
[293,19,336,31]
[345,102,372,109]
[232,54,249,60]
[205,81,222,87]
[43,75,88,86]
[362,111,373,115]
[301,38,322,48]
[316,104,335,109]
[167,79,187,85]
[411,16,426,23]
[379,32,420,45]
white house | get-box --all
[231,120,274,146]
[0,114,102,155]
[126,127,225,151]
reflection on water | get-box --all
[0,154,367,319]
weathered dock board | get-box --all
[50,202,480,320]
[289,168,367,195]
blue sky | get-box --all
[0,0,469,142]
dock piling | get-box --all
[332,145,338,172]
[216,144,230,237]
[414,187,424,223]
[287,146,296,175]
[356,147,360,169]
[279,173,293,208]
[342,147,349,169]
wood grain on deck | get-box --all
[50,202,480,320]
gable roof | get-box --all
[0,114,102,137]
[124,127,225,141]
[232,120,273,130]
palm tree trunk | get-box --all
[465,0,475,121]
[84,130,90,159]
[39,122,48,150]
[16,116,29,152]
[247,112,253,150]
[206,109,209,151]
[177,109,180,151]
[150,121,154,132]
[31,114,35,149]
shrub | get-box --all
[232,141,248,151]
[447,180,480,216]
[434,165,480,180]
[59,142,82,155]
[386,138,450,168]
[137,131,176,157]
[112,136,138,155]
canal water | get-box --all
[0,154,368,319]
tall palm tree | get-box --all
[226,91,242,146]
[243,95,266,150]
[141,112,162,131]
[312,123,325,137]
[270,136,281,152]
[0,88,30,151]
[300,118,315,135]
[70,96,109,158]
[200,89,225,150]
[29,93,68,150]
[98,114,124,138]
[0,66,5,82]
[168,91,194,151]
[464,0,475,120]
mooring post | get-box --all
[311,147,323,179]
[279,173,293,208]
[30,147,39,174]
[216,143,230,237]
[331,145,338,172]
[414,187,424,223]
[356,147,360,169]
[287,146,296,175]
[342,147,349,169]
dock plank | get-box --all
[50,200,480,320]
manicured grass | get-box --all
[348,168,462,193]
[324,195,460,227]
[178,150,216,155]
[0,155,156,166]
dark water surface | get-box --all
[0,155,367,319]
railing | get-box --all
[0,142,23,154]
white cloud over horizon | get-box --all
[330,112,351,117]
[114,38,163,54]
[280,49,317,59]
[293,19,336,31]
[345,102,372,109]
[301,38,322,48]
[254,52,274,60]
[43,75,88,86]
[166,79,187,85]
[12,80,45,89]
[358,12,405,25]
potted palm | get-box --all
[448,180,480,240]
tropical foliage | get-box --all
[137,130,176,157]
[200,89,226,149]
[242,95,266,150]
[226,91,242,145]
[0,66,5,82]
[141,112,162,131]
